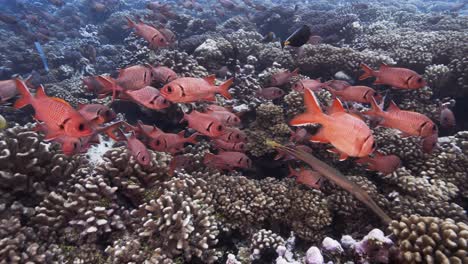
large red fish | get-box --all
[288,165,323,189]
[205,107,241,127]
[181,110,225,137]
[360,63,426,90]
[124,86,171,110]
[14,80,93,139]
[212,139,246,152]
[270,68,299,86]
[292,79,330,92]
[152,66,178,84]
[356,152,401,175]
[126,17,169,49]
[149,131,198,153]
[290,89,375,160]
[327,85,380,104]
[160,75,233,103]
[203,151,251,171]
[364,97,437,138]
[217,127,247,143]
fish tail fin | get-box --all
[359,63,375,80]
[363,96,384,117]
[126,16,135,28]
[290,89,324,126]
[291,68,299,76]
[287,164,295,177]
[203,152,216,164]
[218,78,233,100]
[14,79,33,109]
[186,132,199,144]
[97,76,118,101]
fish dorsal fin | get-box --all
[328,98,345,114]
[118,68,126,78]
[380,63,389,69]
[203,74,216,85]
[177,130,185,137]
[51,97,71,107]
[36,85,47,98]
[387,101,400,112]
[304,89,323,114]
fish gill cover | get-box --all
[0,0,467,263]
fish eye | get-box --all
[371,142,376,149]
[73,142,78,149]
[235,134,240,139]
[417,78,422,83]
[78,123,85,131]
[239,144,244,149]
[142,156,146,161]
[432,125,437,131]
[217,125,223,131]
[167,86,173,93]
[155,140,161,146]
[160,38,165,43]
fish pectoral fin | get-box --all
[327,148,348,161]
[204,94,217,102]
[309,129,329,143]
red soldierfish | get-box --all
[290,89,375,160]
[292,79,329,92]
[152,66,177,84]
[126,17,169,49]
[181,110,225,137]
[78,104,116,126]
[359,63,426,90]
[257,87,285,100]
[327,85,380,104]
[288,165,323,189]
[149,131,198,153]
[14,80,93,139]
[160,75,233,103]
[203,151,252,171]
[217,127,247,143]
[356,152,401,175]
[364,97,438,138]
[439,105,456,128]
[270,68,299,86]
[83,75,113,97]
[205,108,241,127]
[115,64,154,91]
[212,139,246,152]
[324,80,351,91]
[125,86,171,110]
[117,129,151,166]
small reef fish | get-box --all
[14,79,93,139]
[205,107,241,127]
[78,103,116,125]
[257,87,285,100]
[281,25,312,49]
[292,79,329,92]
[212,139,246,152]
[149,131,198,153]
[116,129,151,166]
[83,76,111,96]
[327,85,380,104]
[261,32,276,43]
[359,63,426,90]
[124,121,163,140]
[217,127,247,143]
[288,165,323,189]
[270,68,299,86]
[181,110,225,137]
[0,79,18,103]
[126,17,169,49]
[124,86,171,110]
[356,152,401,175]
[307,35,323,45]
[290,89,375,160]
[151,66,178,84]
[159,28,176,44]
[439,104,456,128]
[160,75,233,103]
[364,97,438,138]
[204,151,252,171]
[325,80,351,91]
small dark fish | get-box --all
[439,105,456,128]
[262,32,276,43]
[0,13,18,24]
[422,133,438,154]
[307,35,323,45]
[257,87,285,100]
[49,0,64,7]
[281,25,311,49]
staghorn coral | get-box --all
[131,174,219,263]
[389,215,468,264]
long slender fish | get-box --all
[34,41,49,72]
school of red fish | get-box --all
[0,16,455,191]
